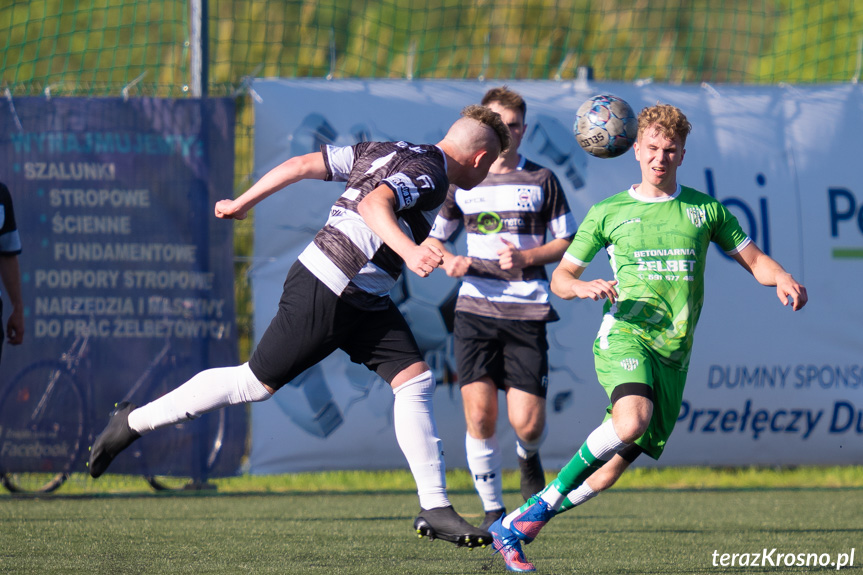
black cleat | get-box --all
[88,402,140,478]
[413,505,492,548]
[479,507,506,532]
[518,453,546,501]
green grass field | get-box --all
[2,468,862,574]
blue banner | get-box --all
[0,97,244,479]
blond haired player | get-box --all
[489,104,807,572]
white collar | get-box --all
[628,183,681,202]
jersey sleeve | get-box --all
[321,143,360,182]
[382,152,448,212]
[563,204,604,266]
[709,200,750,254]
[541,171,577,240]
[429,186,462,241]
[0,183,22,255]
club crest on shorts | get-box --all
[620,358,639,371]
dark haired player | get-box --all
[425,87,576,531]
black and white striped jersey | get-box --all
[298,141,449,310]
[429,156,576,321]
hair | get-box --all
[637,104,692,145]
[460,103,512,155]
[481,85,527,120]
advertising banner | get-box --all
[0,97,245,478]
[248,79,862,473]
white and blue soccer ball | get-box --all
[573,94,637,159]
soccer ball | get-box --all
[573,94,638,158]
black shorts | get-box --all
[453,311,549,398]
[249,261,424,388]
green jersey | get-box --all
[565,184,749,368]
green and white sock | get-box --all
[558,482,599,512]
[503,419,625,526]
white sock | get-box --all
[392,370,449,510]
[128,362,271,434]
[586,419,627,459]
[564,482,599,509]
[515,422,548,459]
[465,433,505,512]
[539,483,566,509]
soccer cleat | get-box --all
[479,508,506,532]
[518,453,546,501]
[489,516,535,572]
[88,402,141,478]
[413,505,492,548]
[510,497,556,544]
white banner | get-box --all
[247,79,863,473]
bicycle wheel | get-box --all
[143,409,225,491]
[136,364,226,491]
[0,361,86,493]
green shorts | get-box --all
[594,333,688,460]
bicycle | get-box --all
[0,326,226,494]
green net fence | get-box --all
[2,0,862,358]
[3,0,862,95]
[212,0,863,85]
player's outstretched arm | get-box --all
[358,186,443,278]
[423,237,471,277]
[215,152,327,220]
[732,243,808,311]
[551,257,618,302]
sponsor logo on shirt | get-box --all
[634,248,698,275]
[477,211,503,234]
[395,141,427,154]
[387,173,418,209]
[476,211,526,234]
[417,174,434,189]
[399,185,413,207]
[633,248,697,257]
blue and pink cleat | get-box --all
[489,516,535,572]
[510,497,556,543]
